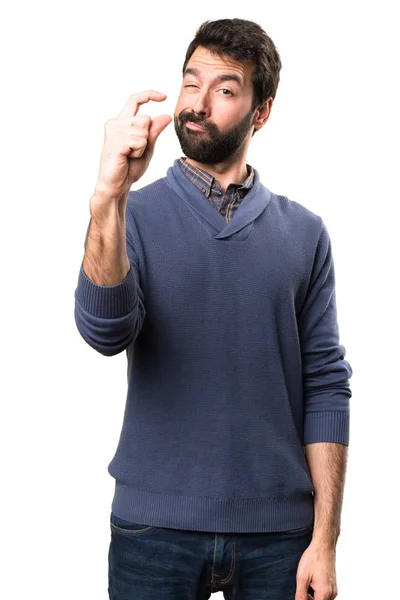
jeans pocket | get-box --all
[110,511,159,536]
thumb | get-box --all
[146,114,173,154]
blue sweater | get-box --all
[74,158,353,533]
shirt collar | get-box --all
[178,156,254,198]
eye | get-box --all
[184,85,233,96]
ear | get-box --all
[253,97,273,131]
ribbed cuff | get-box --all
[303,410,350,445]
[75,262,138,319]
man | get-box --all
[74,18,352,600]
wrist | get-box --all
[92,184,129,206]
[90,189,128,223]
[311,528,340,549]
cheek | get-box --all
[175,98,187,118]
[213,110,232,128]
[176,90,188,106]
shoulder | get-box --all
[125,177,167,212]
[267,190,324,238]
[270,191,322,224]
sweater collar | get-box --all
[165,158,273,240]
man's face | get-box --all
[174,46,257,164]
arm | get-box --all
[74,189,146,356]
[82,189,131,286]
[296,443,346,599]
[304,442,348,548]
[298,220,353,547]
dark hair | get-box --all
[182,18,282,134]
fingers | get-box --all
[120,113,172,157]
[146,114,173,150]
[124,114,152,133]
[128,114,172,158]
[118,90,168,119]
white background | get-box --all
[1,1,399,598]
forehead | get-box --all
[184,46,253,86]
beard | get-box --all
[173,108,254,164]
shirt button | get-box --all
[220,209,226,215]
[202,188,206,194]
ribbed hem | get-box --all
[303,410,350,445]
[75,262,138,318]
[110,481,315,533]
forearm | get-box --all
[304,441,348,548]
[82,188,131,286]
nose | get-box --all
[189,90,211,120]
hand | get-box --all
[94,90,172,201]
[295,540,338,600]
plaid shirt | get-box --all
[178,156,254,224]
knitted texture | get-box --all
[74,158,352,532]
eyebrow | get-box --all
[183,67,243,87]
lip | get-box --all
[186,121,207,132]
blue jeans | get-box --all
[108,511,315,599]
